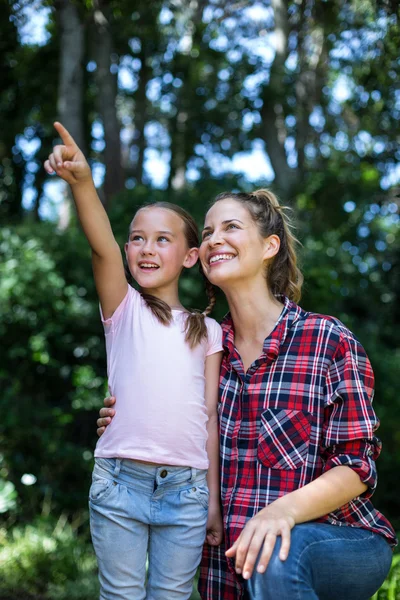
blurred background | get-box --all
[0,0,399,598]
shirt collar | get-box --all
[221,296,303,362]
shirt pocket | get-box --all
[257,408,311,470]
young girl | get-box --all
[44,122,224,600]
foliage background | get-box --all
[0,0,399,597]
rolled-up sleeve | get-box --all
[321,331,381,498]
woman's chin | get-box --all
[205,269,237,288]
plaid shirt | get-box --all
[199,297,396,600]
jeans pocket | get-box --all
[257,408,311,470]
[89,474,115,505]
[188,483,209,511]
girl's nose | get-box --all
[141,242,155,255]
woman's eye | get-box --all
[202,231,211,240]
[226,223,238,230]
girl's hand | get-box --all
[206,503,224,546]
[97,396,116,437]
[44,122,91,185]
[225,504,295,580]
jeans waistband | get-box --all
[93,457,207,492]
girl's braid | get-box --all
[200,264,217,316]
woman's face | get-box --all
[199,199,274,289]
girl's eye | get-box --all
[158,236,169,242]
[131,235,143,242]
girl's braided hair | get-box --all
[125,202,217,348]
[211,189,303,302]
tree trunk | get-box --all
[93,0,124,205]
[56,0,85,151]
[1,0,24,222]
[133,44,151,185]
[168,110,189,191]
[260,0,299,198]
[55,0,85,228]
[295,1,327,173]
[168,0,207,190]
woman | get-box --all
[98,189,396,600]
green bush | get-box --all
[372,553,400,600]
[0,517,99,599]
[0,516,204,600]
[0,516,397,599]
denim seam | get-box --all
[193,485,209,511]
[89,480,115,505]
[294,532,375,600]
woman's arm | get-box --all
[204,351,224,546]
[226,465,367,579]
[45,122,127,318]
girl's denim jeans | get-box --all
[89,457,208,600]
[245,521,393,600]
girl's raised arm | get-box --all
[45,122,127,318]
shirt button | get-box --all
[192,487,197,492]
[160,469,168,478]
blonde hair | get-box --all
[126,202,216,348]
[212,189,303,302]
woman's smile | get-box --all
[208,252,236,266]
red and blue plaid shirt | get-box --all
[199,297,396,600]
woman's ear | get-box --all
[263,234,280,261]
[183,247,199,269]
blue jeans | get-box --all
[89,457,209,600]
[245,522,393,600]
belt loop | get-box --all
[190,467,197,482]
[114,458,121,478]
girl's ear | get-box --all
[263,234,280,261]
[124,242,129,258]
[183,247,199,269]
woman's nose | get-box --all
[207,231,223,246]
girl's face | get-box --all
[125,207,198,293]
[199,199,277,289]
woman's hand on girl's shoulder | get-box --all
[44,122,92,186]
[225,504,295,580]
[97,396,116,437]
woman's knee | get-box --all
[246,524,394,600]
[246,536,308,599]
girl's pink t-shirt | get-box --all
[95,285,223,469]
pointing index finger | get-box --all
[54,121,77,148]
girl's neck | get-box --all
[223,280,284,343]
[140,285,184,311]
